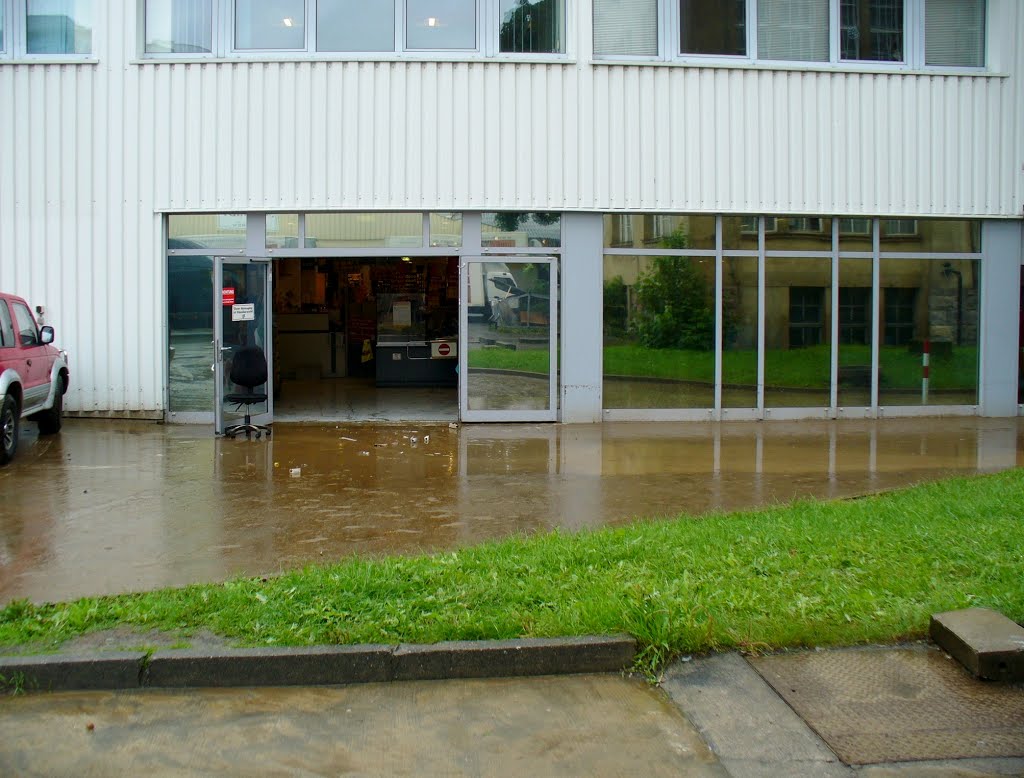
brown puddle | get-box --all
[0,417,1021,604]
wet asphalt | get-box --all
[0,416,1021,605]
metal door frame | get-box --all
[214,257,274,434]
[459,256,558,422]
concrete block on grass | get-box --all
[930,608,1024,681]
[393,635,636,681]
[0,652,146,692]
[144,645,395,688]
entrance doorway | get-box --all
[271,256,460,422]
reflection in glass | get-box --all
[721,216,760,251]
[840,0,904,62]
[266,214,299,249]
[602,214,714,250]
[27,0,92,54]
[764,258,832,408]
[305,213,423,248]
[838,259,873,406]
[168,214,247,249]
[838,217,873,252]
[722,257,758,407]
[407,0,476,49]
[168,255,214,412]
[235,0,305,50]
[482,213,561,248]
[499,0,563,53]
[603,255,716,409]
[879,218,980,253]
[317,0,394,51]
[430,213,463,247]
[767,216,833,252]
[680,0,746,55]
[146,0,213,54]
[878,259,978,406]
[466,260,552,411]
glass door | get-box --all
[214,258,273,434]
[459,257,557,422]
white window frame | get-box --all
[140,0,570,61]
[0,0,96,60]
[596,0,986,73]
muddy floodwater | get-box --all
[0,417,1021,604]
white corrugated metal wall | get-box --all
[0,1,1021,414]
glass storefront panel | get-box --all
[167,255,214,412]
[483,213,561,248]
[603,255,716,409]
[266,213,299,248]
[430,212,463,247]
[168,214,247,249]
[838,259,874,407]
[305,213,423,248]
[766,216,833,253]
[602,214,714,250]
[722,215,759,251]
[499,0,563,53]
[722,256,758,408]
[466,259,553,412]
[878,258,979,406]
[764,258,832,408]
[838,217,873,252]
[879,218,981,253]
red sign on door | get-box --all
[437,342,451,356]
[222,287,236,306]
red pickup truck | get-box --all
[0,292,70,465]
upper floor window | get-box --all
[594,0,986,69]
[144,0,565,58]
[0,0,92,58]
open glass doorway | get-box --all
[214,258,273,434]
[459,257,558,422]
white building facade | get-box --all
[1,0,1022,426]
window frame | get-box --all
[594,0,987,73]
[140,0,571,61]
[0,0,96,60]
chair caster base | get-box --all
[223,423,272,441]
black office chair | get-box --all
[223,345,272,440]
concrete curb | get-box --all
[0,635,635,693]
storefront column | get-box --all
[979,220,1023,416]
[560,213,604,423]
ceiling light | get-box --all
[427,17,438,27]
[283,17,294,27]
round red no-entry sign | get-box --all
[437,342,451,356]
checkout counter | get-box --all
[374,293,457,388]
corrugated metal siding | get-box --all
[0,1,1021,413]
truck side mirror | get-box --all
[40,326,54,345]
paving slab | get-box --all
[930,608,1024,681]
[0,674,727,777]
[661,652,852,777]
[750,645,1024,765]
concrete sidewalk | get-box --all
[1,639,1021,776]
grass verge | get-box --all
[1,469,1021,675]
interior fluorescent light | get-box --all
[426,17,438,27]
[283,17,294,27]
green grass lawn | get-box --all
[2,468,1021,674]
[473,344,978,391]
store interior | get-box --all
[271,256,460,422]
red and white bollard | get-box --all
[921,338,930,403]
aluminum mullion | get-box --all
[830,219,839,412]
[757,217,765,415]
[714,215,723,418]
[871,219,881,413]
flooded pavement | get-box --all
[0,416,1021,605]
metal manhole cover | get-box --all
[750,646,1024,765]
